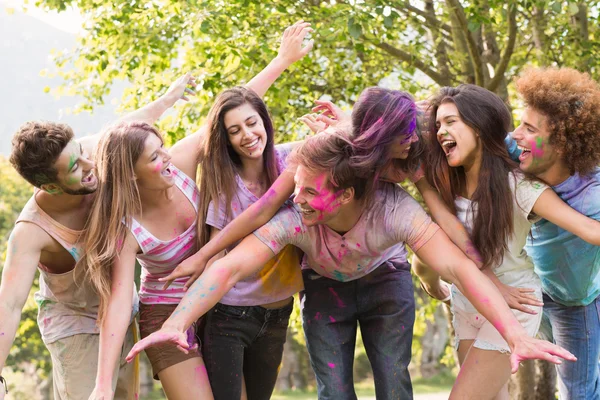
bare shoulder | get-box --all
[169,126,207,179]
[11,221,55,252]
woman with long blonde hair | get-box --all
[83,21,313,399]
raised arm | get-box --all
[126,235,276,361]
[90,233,138,400]
[169,21,313,178]
[246,21,313,97]
[162,169,295,289]
[0,224,45,377]
[79,73,195,155]
[414,230,576,372]
[532,188,600,246]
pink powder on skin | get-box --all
[153,161,163,173]
[530,137,545,158]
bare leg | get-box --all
[450,344,511,400]
[158,357,214,400]
[241,374,248,400]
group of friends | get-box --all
[0,20,599,400]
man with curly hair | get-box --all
[509,67,600,399]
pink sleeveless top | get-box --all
[129,167,200,305]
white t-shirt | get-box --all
[453,171,548,311]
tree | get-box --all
[31,0,595,395]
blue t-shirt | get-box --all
[505,135,600,306]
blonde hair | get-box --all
[79,121,162,323]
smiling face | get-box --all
[224,102,268,161]
[390,129,419,159]
[435,102,482,169]
[512,107,562,176]
[46,140,97,195]
[133,133,174,190]
[293,165,345,227]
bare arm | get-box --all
[414,230,575,371]
[126,235,276,360]
[80,74,195,155]
[246,21,313,97]
[91,233,138,399]
[532,189,600,246]
[0,224,44,372]
[162,169,296,289]
[415,178,483,267]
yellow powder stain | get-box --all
[257,245,303,294]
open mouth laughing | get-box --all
[440,138,457,157]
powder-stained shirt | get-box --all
[528,168,600,306]
[452,172,547,316]
[130,166,200,305]
[253,182,440,281]
[506,135,600,306]
[206,143,303,306]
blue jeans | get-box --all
[538,293,600,400]
[202,301,293,400]
[300,261,415,400]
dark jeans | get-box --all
[301,261,415,400]
[202,301,293,400]
[538,293,600,400]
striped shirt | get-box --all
[129,167,200,305]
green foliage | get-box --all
[0,156,32,259]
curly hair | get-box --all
[10,121,74,187]
[515,67,600,176]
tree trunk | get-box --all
[275,330,310,391]
[420,304,450,378]
[509,359,557,399]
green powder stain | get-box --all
[67,152,78,172]
[35,299,54,308]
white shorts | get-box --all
[451,284,543,353]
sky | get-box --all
[2,0,83,33]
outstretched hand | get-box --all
[299,113,328,134]
[311,99,351,129]
[278,20,314,65]
[125,326,193,363]
[163,73,197,104]
[509,335,576,374]
[161,253,208,290]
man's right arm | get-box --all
[0,223,46,372]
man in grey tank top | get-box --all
[0,74,197,400]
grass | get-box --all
[271,372,455,399]
[145,372,456,399]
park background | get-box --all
[1,0,598,398]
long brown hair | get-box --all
[197,87,279,248]
[79,121,162,323]
[425,85,517,269]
